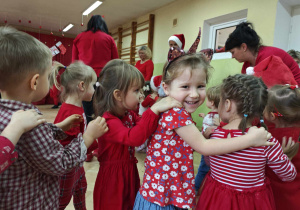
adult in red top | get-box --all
[72,15,118,77]
[225,22,300,85]
[72,15,118,123]
[135,46,154,81]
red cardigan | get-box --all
[135,60,154,81]
[242,46,300,85]
[72,30,119,76]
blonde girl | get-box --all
[134,53,273,210]
[51,61,107,210]
[92,59,181,210]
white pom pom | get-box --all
[246,67,255,75]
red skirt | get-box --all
[196,175,275,210]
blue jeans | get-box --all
[195,155,210,191]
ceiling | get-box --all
[0,0,176,37]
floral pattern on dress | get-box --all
[139,107,196,208]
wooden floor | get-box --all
[38,105,201,210]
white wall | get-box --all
[273,0,292,51]
[289,6,300,51]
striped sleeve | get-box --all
[265,137,297,182]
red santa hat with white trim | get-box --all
[246,55,297,88]
[150,75,162,92]
[168,34,185,49]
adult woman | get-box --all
[72,15,118,124]
[135,46,154,81]
[225,22,300,85]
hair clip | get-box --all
[244,114,248,118]
[260,119,264,123]
[289,85,298,90]
[143,85,150,91]
[95,82,100,87]
[273,106,283,117]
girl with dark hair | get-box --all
[196,74,296,210]
[264,84,300,210]
[225,22,300,85]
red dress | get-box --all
[93,109,159,210]
[135,60,154,81]
[197,127,296,210]
[242,46,300,85]
[72,30,119,76]
[265,127,300,210]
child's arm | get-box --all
[176,124,273,156]
[0,110,46,174]
[55,114,83,132]
[102,97,182,146]
[1,110,46,145]
[266,137,297,181]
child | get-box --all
[196,75,297,210]
[1,109,46,174]
[134,50,274,210]
[92,59,182,210]
[139,81,159,116]
[51,61,100,209]
[195,85,221,193]
[264,84,300,210]
[0,26,107,209]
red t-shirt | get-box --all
[242,46,300,85]
[54,103,86,147]
[140,107,196,209]
[72,30,119,76]
[135,60,154,81]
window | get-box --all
[201,10,247,60]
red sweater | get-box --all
[72,30,119,76]
[135,60,154,81]
[0,136,18,174]
[242,46,300,85]
[54,103,86,147]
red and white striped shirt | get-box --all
[209,127,297,191]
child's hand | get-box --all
[199,113,205,118]
[83,117,108,148]
[282,136,298,160]
[11,110,46,133]
[150,92,158,100]
[56,114,83,131]
[203,126,216,138]
[247,126,274,147]
[150,96,182,115]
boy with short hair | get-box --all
[0,26,107,209]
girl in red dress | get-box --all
[264,84,300,210]
[92,59,182,210]
[196,75,296,210]
[133,48,273,209]
[51,61,108,210]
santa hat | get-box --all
[168,34,185,49]
[150,75,162,92]
[246,55,297,88]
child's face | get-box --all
[82,80,96,102]
[206,99,214,109]
[163,68,206,113]
[122,85,142,111]
[32,63,52,102]
[169,40,179,48]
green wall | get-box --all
[154,58,243,128]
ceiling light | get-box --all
[83,1,103,16]
[62,24,74,32]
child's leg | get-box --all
[195,155,210,193]
[59,169,76,210]
[73,167,87,210]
